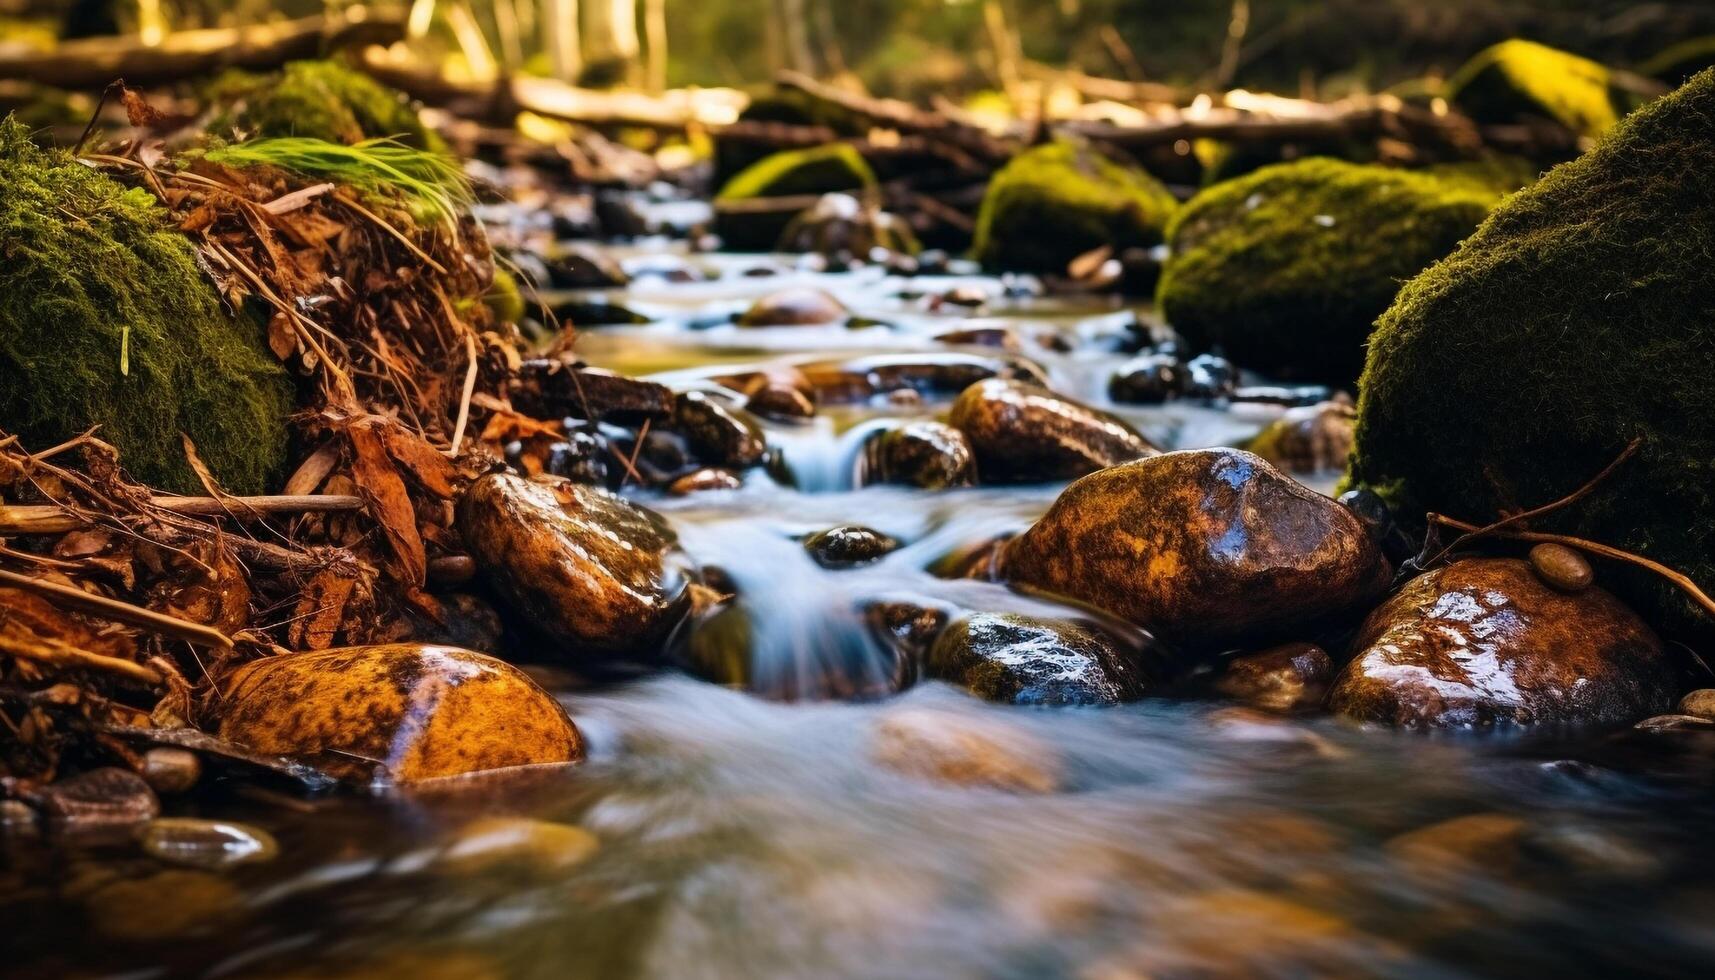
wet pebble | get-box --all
[858,421,977,490]
[140,747,201,795]
[140,818,278,870]
[438,816,600,876]
[803,526,901,568]
[948,378,1157,483]
[543,430,610,485]
[1530,542,1593,592]
[871,706,1061,793]
[926,613,1151,705]
[1184,352,1238,400]
[668,468,744,496]
[738,287,847,326]
[33,768,159,832]
[1107,353,1186,404]
[673,391,769,469]
[746,383,817,421]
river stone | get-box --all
[948,378,1158,483]
[1213,642,1334,714]
[925,613,1150,705]
[871,706,1061,793]
[738,287,847,326]
[437,816,600,876]
[858,421,977,489]
[1330,558,1676,728]
[799,352,1050,405]
[803,525,901,568]
[673,390,769,468]
[140,818,278,870]
[457,473,690,657]
[1680,689,1715,720]
[32,768,159,831]
[218,644,585,783]
[1001,449,1391,649]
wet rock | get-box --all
[1245,399,1355,474]
[437,816,599,876]
[544,242,629,288]
[934,325,1019,351]
[924,613,1151,706]
[1213,643,1334,714]
[140,818,278,870]
[800,352,1049,405]
[803,525,901,568]
[857,421,977,490]
[686,602,905,699]
[543,430,610,485]
[1386,812,1527,877]
[32,768,159,832]
[1183,352,1238,400]
[1001,449,1390,649]
[84,869,241,941]
[948,379,1158,483]
[1679,689,1715,720]
[400,592,504,655]
[668,467,744,496]
[935,284,990,309]
[512,361,674,423]
[140,747,201,795]
[862,600,953,665]
[1231,384,1333,407]
[218,644,585,783]
[1448,39,1623,138]
[871,706,1061,793]
[673,390,769,468]
[1107,353,1186,404]
[746,383,817,421]
[1530,542,1593,592]
[1337,487,1419,565]
[457,473,690,657]
[1330,558,1676,728]
[778,192,920,259]
[737,287,848,326]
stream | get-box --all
[6,246,1715,979]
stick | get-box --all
[0,495,363,536]
[0,569,234,652]
[0,629,163,688]
[449,331,479,456]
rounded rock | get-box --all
[1213,642,1334,714]
[140,818,278,870]
[673,390,769,468]
[1678,688,1715,720]
[738,287,847,326]
[948,378,1158,483]
[437,816,599,876]
[140,747,201,795]
[803,526,901,568]
[1107,353,1186,405]
[858,421,977,490]
[1529,542,1594,592]
[925,613,1151,706]
[667,467,744,496]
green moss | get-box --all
[1421,154,1541,195]
[972,140,1178,273]
[484,267,526,324]
[0,117,292,494]
[1446,39,1622,139]
[713,144,876,251]
[1156,158,1497,383]
[1638,36,1715,86]
[210,60,443,152]
[1349,69,1715,640]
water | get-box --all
[6,249,1715,978]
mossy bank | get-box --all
[1348,69,1715,640]
[0,117,292,494]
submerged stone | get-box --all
[1156,159,1496,383]
[437,816,599,876]
[1347,69,1715,640]
[218,644,585,782]
[1329,558,1675,728]
[457,473,690,658]
[1001,449,1390,650]
[871,706,1061,793]
[972,140,1177,274]
[140,818,278,870]
[948,378,1157,483]
[925,613,1151,706]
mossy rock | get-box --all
[1638,36,1715,87]
[1155,158,1497,383]
[972,140,1178,274]
[713,144,876,252]
[1446,39,1624,139]
[1347,68,1715,641]
[0,117,292,494]
[209,60,443,151]
[713,88,866,188]
[1420,154,1541,195]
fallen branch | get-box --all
[0,569,234,653]
[773,70,1017,165]
[0,495,364,536]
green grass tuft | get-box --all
[203,137,471,228]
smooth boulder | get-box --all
[1001,449,1390,649]
[948,379,1157,483]
[457,473,690,658]
[925,613,1151,706]
[218,644,585,782]
[1330,558,1676,728]
[857,421,977,490]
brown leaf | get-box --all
[347,421,427,589]
[266,312,297,361]
[119,85,168,128]
[369,416,458,498]
[289,568,360,650]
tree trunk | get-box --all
[544,0,583,82]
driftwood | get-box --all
[0,10,405,90]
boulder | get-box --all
[972,140,1178,274]
[714,145,877,251]
[218,644,585,782]
[857,421,977,490]
[1347,69,1715,640]
[1001,449,1390,649]
[924,613,1151,706]
[1155,159,1496,383]
[1446,39,1626,139]
[948,379,1157,483]
[1329,558,1676,728]
[457,473,690,658]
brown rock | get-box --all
[858,421,977,490]
[1330,558,1675,728]
[1214,643,1334,713]
[512,361,675,422]
[746,383,817,421]
[1529,542,1594,592]
[803,525,900,568]
[673,390,768,468]
[667,467,744,496]
[219,644,584,783]
[925,613,1152,705]
[738,287,847,326]
[798,352,1049,405]
[140,747,201,795]
[1245,400,1355,474]
[457,473,690,657]
[1634,713,1715,733]
[1679,689,1715,720]
[31,768,159,832]
[948,379,1157,483]
[871,706,1060,793]
[1001,449,1390,649]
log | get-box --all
[0,495,364,536]
[772,70,1017,165]
[0,11,405,90]
[1064,97,1484,156]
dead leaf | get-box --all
[347,421,427,589]
[118,85,168,128]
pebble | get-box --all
[668,468,744,496]
[1678,689,1715,720]
[140,747,202,795]
[438,816,600,875]
[140,818,279,869]
[803,526,901,568]
[33,768,159,831]
[1107,353,1186,404]
[1529,542,1593,592]
[1633,713,1715,733]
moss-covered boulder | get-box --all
[0,118,292,494]
[211,60,441,150]
[1348,68,1715,641]
[972,140,1178,274]
[1155,159,1497,383]
[712,144,876,251]
[1446,39,1624,139]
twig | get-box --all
[0,569,234,652]
[0,630,163,688]
[449,331,479,455]
[0,495,364,536]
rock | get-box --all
[737,287,848,326]
[1213,643,1334,714]
[211,59,441,149]
[1107,353,1186,404]
[1001,449,1390,649]
[544,242,629,288]
[934,325,1019,351]
[746,383,817,421]
[140,818,278,870]
[457,473,690,657]
[140,747,201,795]
[83,869,241,941]
[857,421,977,490]
[1679,689,1715,720]
[948,379,1157,483]
[1447,39,1626,139]
[1183,352,1238,400]
[1386,812,1527,877]
[972,140,1178,274]
[437,816,599,876]
[863,600,952,665]
[31,768,159,832]
[803,526,901,568]
[800,352,1049,405]
[512,361,675,423]
[543,431,610,485]
[871,706,1061,793]
[1527,542,1594,592]
[1245,400,1355,474]
[218,644,585,783]
[778,192,920,258]
[1156,159,1497,383]
[1346,71,1715,641]
[1330,558,1676,728]
[673,390,769,468]
[667,467,744,496]
[714,144,876,250]
[924,613,1151,705]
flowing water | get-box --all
[7,248,1715,979]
